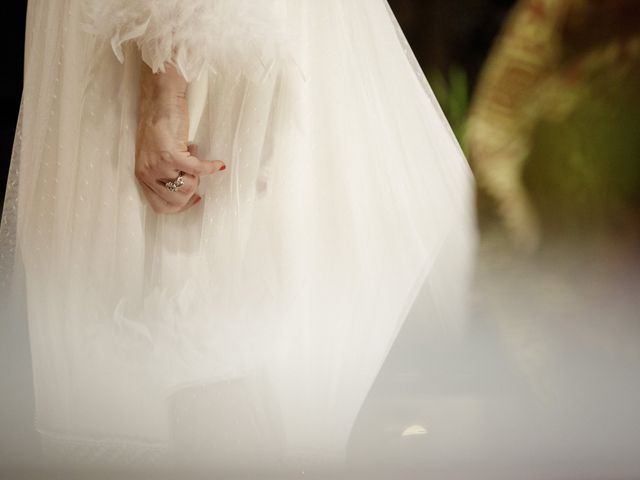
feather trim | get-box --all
[81,0,292,82]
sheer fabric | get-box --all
[0,0,476,474]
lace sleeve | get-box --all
[80,0,290,82]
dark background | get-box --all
[0,0,515,207]
[0,1,28,195]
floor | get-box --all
[348,226,640,479]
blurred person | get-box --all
[467,0,640,252]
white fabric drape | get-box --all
[81,0,292,82]
[0,0,476,474]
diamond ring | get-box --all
[165,171,185,192]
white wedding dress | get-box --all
[0,0,476,475]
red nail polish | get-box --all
[219,165,226,171]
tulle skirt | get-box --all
[0,0,476,473]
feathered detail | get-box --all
[80,0,293,82]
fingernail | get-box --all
[219,165,226,171]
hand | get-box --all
[135,62,225,214]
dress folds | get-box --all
[0,0,476,473]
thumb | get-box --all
[188,143,226,174]
[207,160,226,173]
[196,158,226,175]
[187,142,199,157]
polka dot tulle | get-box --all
[0,0,475,472]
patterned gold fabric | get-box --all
[467,0,640,250]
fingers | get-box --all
[140,179,203,215]
[139,165,202,215]
[139,180,181,214]
[136,143,225,214]
[155,171,199,198]
[176,192,202,213]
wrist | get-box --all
[140,61,187,103]
[137,62,190,151]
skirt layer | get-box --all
[0,0,476,470]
